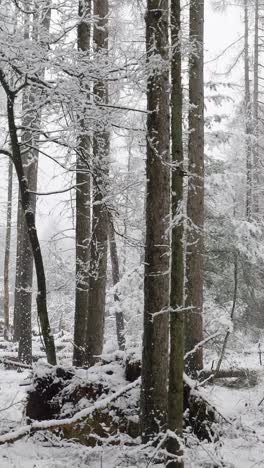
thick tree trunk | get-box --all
[85,0,109,367]
[140,0,170,442]
[73,0,91,367]
[185,0,204,376]
[109,213,125,351]
[3,160,13,341]
[167,1,184,467]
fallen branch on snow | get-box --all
[199,368,257,382]
[0,377,141,445]
[0,358,32,370]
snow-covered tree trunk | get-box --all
[13,0,31,344]
[109,212,125,351]
[140,0,170,442]
[85,0,109,367]
[252,0,259,217]
[73,0,92,367]
[0,72,57,365]
[3,160,13,341]
[185,0,205,376]
[13,1,51,364]
[244,0,252,221]
[167,1,184,466]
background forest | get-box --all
[0,0,263,467]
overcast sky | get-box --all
[0,2,247,264]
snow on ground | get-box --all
[0,367,28,435]
[1,337,264,466]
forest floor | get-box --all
[0,335,264,467]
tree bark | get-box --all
[252,0,259,217]
[73,0,91,367]
[84,0,109,367]
[109,212,125,351]
[3,160,13,341]
[121,143,132,274]
[244,0,252,221]
[13,0,31,343]
[0,78,57,365]
[167,1,184,467]
[13,0,51,364]
[17,121,38,364]
[185,0,204,376]
[140,0,170,442]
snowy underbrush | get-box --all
[1,355,264,467]
[1,338,264,467]
[1,288,264,466]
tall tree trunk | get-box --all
[13,1,51,364]
[0,68,57,364]
[185,0,204,375]
[73,0,91,367]
[13,1,31,343]
[13,202,22,342]
[3,160,13,341]
[167,1,184,466]
[85,0,109,367]
[140,182,147,266]
[17,126,38,364]
[109,213,125,351]
[140,0,170,442]
[121,143,132,274]
[252,0,259,217]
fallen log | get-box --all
[0,358,32,370]
[199,368,258,387]
[199,368,253,379]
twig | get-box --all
[184,332,222,361]
[214,253,238,377]
[145,432,168,468]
